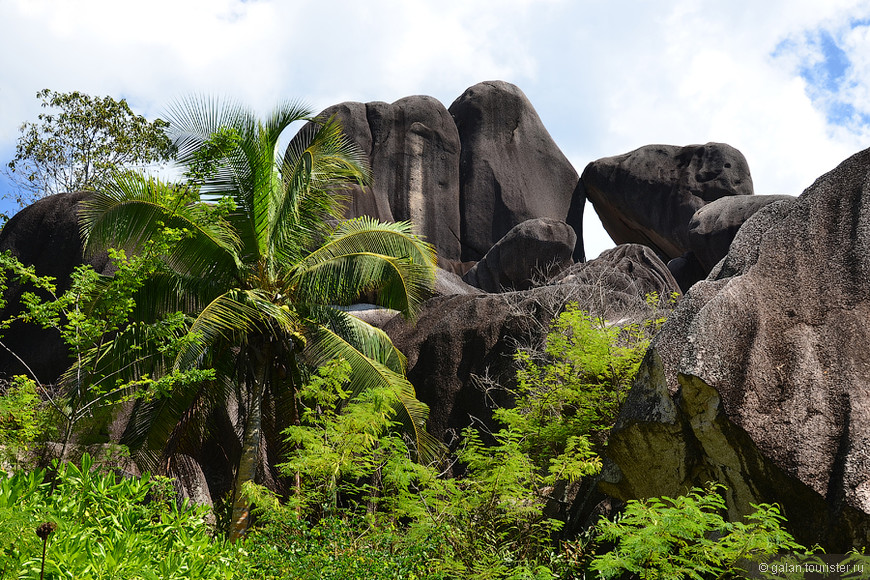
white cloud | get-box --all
[2,0,870,256]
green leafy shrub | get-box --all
[233,509,437,580]
[503,303,650,483]
[0,376,54,467]
[266,303,660,578]
[0,453,235,579]
[269,359,560,578]
[587,483,806,579]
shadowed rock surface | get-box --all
[566,179,587,262]
[462,218,576,292]
[449,81,581,261]
[0,191,110,383]
[385,246,680,444]
[552,244,679,305]
[583,142,753,262]
[314,96,463,263]
[686,194,794,272]
[600,148,870,550]
[666,252,708,294]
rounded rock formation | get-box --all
[314,96,463,263]
[583,142,754,262]
[686,193,794,273]
[449,81,581,261]
[601,148,870,550]
[386,246,679,444]
[462,218,576,292]
[0,191,110,383]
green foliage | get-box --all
[233,511,436,580]
[0,468,43,577]
[0,246,213,461]
[407,426,563,578]
[0,291,804,580]
[0,453,235,580]
[0,376,52,463]
[79,97,439,540]
[501,303,650,484]
[4,89,174,206]
[271,300,661,578]
[276,359,567,578]
[589,483,806,579]
[281,358,402,516]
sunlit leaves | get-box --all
[590,483,806,579]
[5,89,174,207]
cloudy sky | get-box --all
[2,0,870,257]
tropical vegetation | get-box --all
[78,97,439,539]
[0,454,236,580]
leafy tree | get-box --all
[0,230,212,463]
[79,97,439,540]
[4,89,174,207]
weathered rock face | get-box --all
[601,148,870,550]
[434,268,480,297]
[385,246,679,444]
[462,218,576,292]
[686,194,794,273]
[449,81,581,261]
[583,143,754,262]
[553,244,680,308]
[316,96,463,263]
[0,191,110,383]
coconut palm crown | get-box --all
[79,97,439,539]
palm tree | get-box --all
[79,97,439,540]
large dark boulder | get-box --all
[686,194,794,272]
[600,148,870,551]
[583,143,754,262]
[0,191,109,383]
[315,96,462,263]
[449,81,581,261]
[385,246,679,444]
[462,218,576,292]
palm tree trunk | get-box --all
[288,358,303,517]
[229,381,262,541]
[229,346,270,541]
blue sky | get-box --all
[2,0,870,257]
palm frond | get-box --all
[292,218,436,317]
[79,172,242,282]
[121,360,237,472]
[176,288,303,370]
[164,95,264,259]
[303,323,444,463]
[127,270,226,322]
[263,100,312,153]
[164,94,254,176]
[275,116,371,258]
[304,306,406,373]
